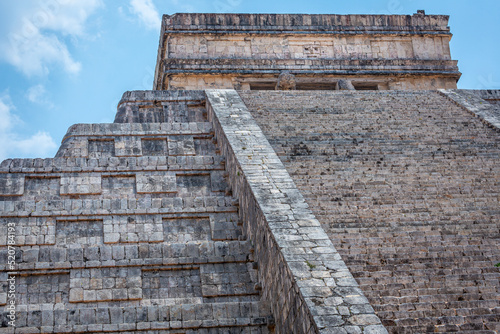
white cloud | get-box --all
[0,1,103,77]
[26,84,54,108]
[0,93,57,161]
[14,131,57,156]
[129,0,161,31]
[0,94,17,133]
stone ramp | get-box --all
[0,91,272,333]
[240,90,500,333]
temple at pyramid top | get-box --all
[153,12,461,91]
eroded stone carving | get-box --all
[275,71,296,90]
[337,79,356,90]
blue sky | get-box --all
[0,0,499,161]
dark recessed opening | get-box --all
[249,82,276,90]
[353,83,379,90]
[296,83,337,90]
[248,81,381,90]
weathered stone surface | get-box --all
[154,13,460,91]
[206,89,387,334]
[0,91,271,333]
[60,174,101,195]
[135,172,176,193]
[240,89,500,334]
[0,174,24,196]
[2,9,498,334]
[337,79,355,91]
[276,71,296,90]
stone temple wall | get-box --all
[154,13,460,91]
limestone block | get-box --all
[136,172,176,193]
[336,79,355,90]
[0,174,24,196]
[104,215,164,244]
[56,220,104,246]
[88,139,115,158]
[69,268,142,303]
[163,217,211,242]
[200,263,256,297]
[115,136,142,157]
[102,175,136,196]
[60,174,102,195]
[57,137,89,157]
[0,293,7,306]
[210,214,242,241]
[176,174,212,196]
[15,274,70,305]
[275,71,296,90]
[0,217,56,246]
[141,268,202,299]
[210,171,227,192]
[167,135,195,156]
[141,138,167,156]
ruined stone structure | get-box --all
[153,12,460,91]
[1,12,499,334]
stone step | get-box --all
[4,240,253,268]
[240,90,500,333]
[1,301,271,333]
[0,195,238,219]
[0,155,226,174]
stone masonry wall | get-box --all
[166,35,452,62]
[240,90,500,333]
[0,90,272,333]
[154,13,460,91]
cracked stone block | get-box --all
[104,216,164,244]
[136,172,176,193]
[0,174,24,196]
[60,174,102,195]
[167,135,195,156]
[88,139,115,158]
[141,138,167,156]
[115,136,142,157]
[70,268,142,303]
[56,220,104,245]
